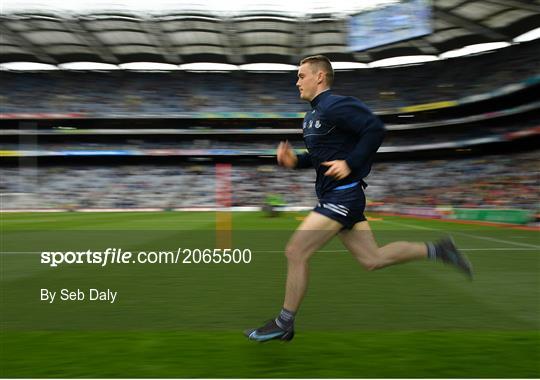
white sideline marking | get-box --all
[256,248,534,253]
[1,248,537,255]
[379,220,540,249]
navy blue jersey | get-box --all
[296,90,386,198]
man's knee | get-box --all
[366,261,385,271]
[355,253,384,271]
[285,242,310,263]
[361,259,382,271]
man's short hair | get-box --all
[300,55,334,87]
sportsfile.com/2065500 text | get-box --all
[40,248,252,267]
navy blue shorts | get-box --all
[313,181,367,230]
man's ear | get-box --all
[317,70,325,85]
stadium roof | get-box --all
[1,0,539,67]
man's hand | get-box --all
[321,160,351,180]
[277,141,298,169]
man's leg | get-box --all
[283,211,343,312]
[339,221,426,271]
[339,221,473,276]
[245,211,342,342]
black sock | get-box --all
[275,308,295,330]
[426,242,437,260]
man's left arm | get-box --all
[339,100,386,172]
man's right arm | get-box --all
[277,141,312,169]
[295,152,313,169]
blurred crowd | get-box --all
[0,164,315,209]
[1,42,538,114]
[368,151,539,210]
[3,122,537,154]
[2,151,538,212]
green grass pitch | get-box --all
[1,211,539,378]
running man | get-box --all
[244,55,473,342]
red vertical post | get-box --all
[215,163,232,248]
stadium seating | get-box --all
[1,41,538,113]
[2,151,538,211]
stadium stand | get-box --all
[2,151,538,212]
[1,41,538,113]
